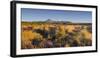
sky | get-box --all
[21,8,92,23]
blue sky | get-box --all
[21,8,92,23]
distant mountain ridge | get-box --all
[22,19,92,25]
[45,19,72,23]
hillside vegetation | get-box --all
[21,22,92,49]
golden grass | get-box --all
[21,22,92,49]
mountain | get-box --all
[45,19,72,24]
[46,19,55,22]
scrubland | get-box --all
[21,22,92,49]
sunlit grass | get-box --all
[21,22,92,49]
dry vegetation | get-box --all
[21,22,92,49]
